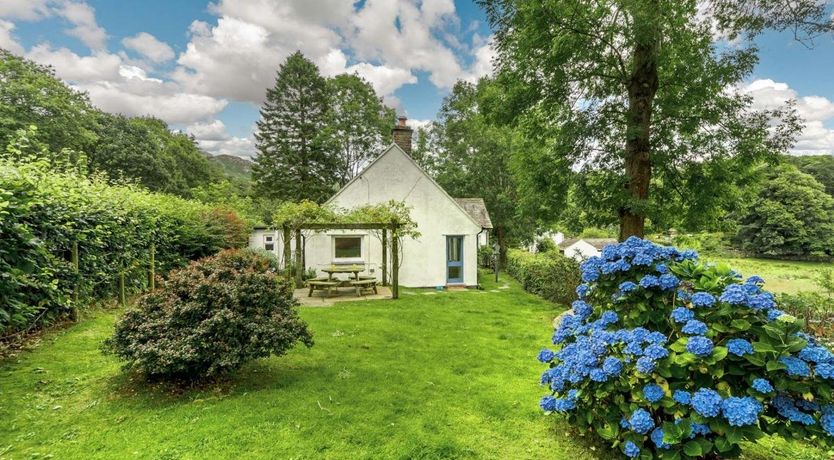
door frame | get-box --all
[446,235,464,284]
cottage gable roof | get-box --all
[325,144,487,229]
[559,238,618,250]
[454,198,493,229]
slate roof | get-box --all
[454,198,493,229]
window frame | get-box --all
[332,235,364,262]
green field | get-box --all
[0,272,828,459]
[707,257,833,295]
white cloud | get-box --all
[742,78,834,155]
[463,36,496,82]
[186,119,255,158]
[0,0,50,21]
[316,49,417,96]
[54,1,107,50]
[0,19,24,54]
[122,32,174,63]
[27,43,122,81]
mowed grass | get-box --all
[0,271,829,460]
[0,273,596,460]
[707,256,833,295]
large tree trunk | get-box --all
[620,7,660,241]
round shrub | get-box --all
[104,249,313,379]
[506,249,580,305]
[538,237,834,458]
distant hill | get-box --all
[209,154,253,181]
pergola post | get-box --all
[381,228,388,286]
[391,225,399,299]
[282,225,291,281]
[294,228,303,287]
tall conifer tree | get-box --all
[253,51,339,202]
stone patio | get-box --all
[294,285,393,307]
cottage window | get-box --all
[264,235,274,251]
[334,236,362,260]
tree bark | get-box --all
[620,6,660,241]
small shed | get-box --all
[559,238,618,262]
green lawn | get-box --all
[707,256,833,295]
[0,272,828,459]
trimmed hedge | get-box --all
[506,248,580,305]
[0,159,249,336]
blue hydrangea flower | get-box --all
[767,309,785,321]
[772,395,816,425]
[651,427,670,449]
[600,310,618,325]
[798,345,834,364]
[677,249,698,261]
[673,390,691,405]
[623,441,640,458]
[690,292,716,307]
[822,406,834,436]
[746,275,764,285]
[682,319,708,336]
[639,275,660,289]
[677,289,691,302]
[816,362,834,379]
[780,356,811,377]
[619,281,637,293]
[602,356,622,376]
[644,384,665,403]
[655,263,668,274]
[686,336,714,357]
[719,284,748,305]
[727,338,754,357]
[636,357,656,374]
[670,307,694,324]
[721,397,762,427]
[691,423,711,437]
[571,300,593,319]
[537,349,555,363]
[628,408,655,434]
[691,388,722,417]
[643,344,669,360]
[589,368,608,382]
[633,252,654,266]
[751,378,773,394]
[659,274,680,290]
[748,293,775,311]
[576,283,590,299]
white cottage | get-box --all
[250,117,493,288]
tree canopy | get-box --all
[479,0,829,239]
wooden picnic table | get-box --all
[321,266,364,281]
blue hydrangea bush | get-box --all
[538,237,834,459]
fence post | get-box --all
[282,226,292,281]
[148,243,156,290]
[119,272,126,307]
[294,228,303,287]
[382,228,388,286]
[71,240,79,320]
[391,227,399,299]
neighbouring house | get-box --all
[249,117,493,287]
[559,238,618,262]
[527,231,565,253]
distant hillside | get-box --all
[209,154,253,181]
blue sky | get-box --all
[1,0,833,157]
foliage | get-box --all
[253,52,341,203]
[539,237,834,458]
[273,199,420,240]
[104,249,313,379]
[668,232,734,256]
[0,137,248,335]
[778,292,834,343]
[535,238,557,253]
[479,0,822,238]
[328,73,396,185]
[736,165,834,258]
[786,155,834,198]
[506,249,580,305]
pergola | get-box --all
[281,222,401,299]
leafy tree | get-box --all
[786,154,834,197]
[431,79,539,260]
[253,52,340,203]
[479,0,827,239]
[0,49,98,154]
[328,74,395,185]
[736,165,834,258]
[410,126,437,173]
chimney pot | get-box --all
[392,115,413,156]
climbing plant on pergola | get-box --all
[272,200,420,299]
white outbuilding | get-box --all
[249,117,493,288]
[559,238,618,262]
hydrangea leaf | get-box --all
[730,319,751,331]
[683,440,703,457]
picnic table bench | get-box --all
[350,278,378,295]
[308,279,339,297]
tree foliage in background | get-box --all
[786,154,834,197]
[253,52,341,203]
[328,74,395,185]
[0,50,227,197]
[736,165,834,258]
[479,0,829,239]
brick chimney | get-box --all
[392,116,413,156]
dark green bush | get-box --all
[506,248,580,305]
[0,137,250,336]
[779,292,834,343]
[104,249,313,379]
